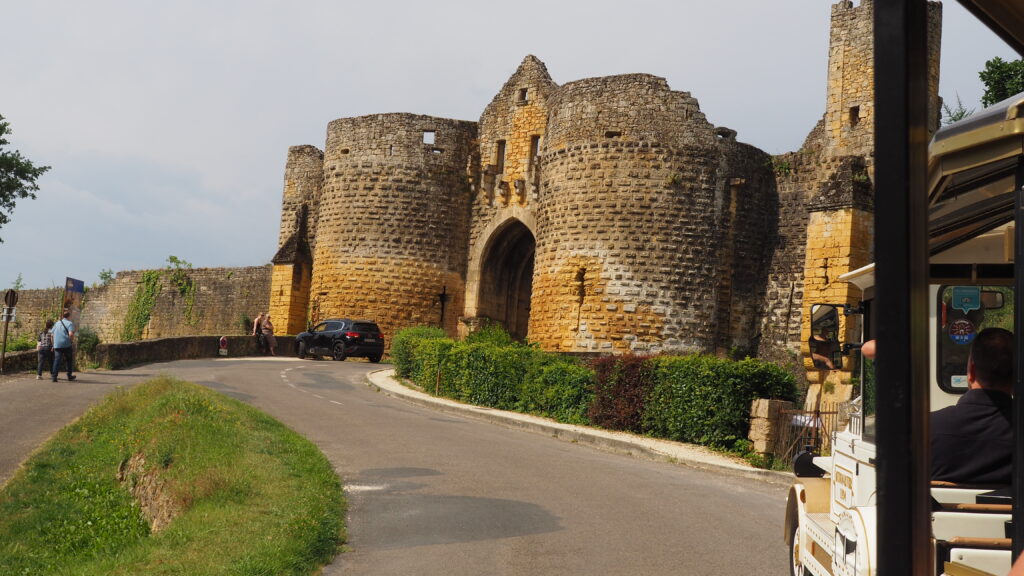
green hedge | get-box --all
[518,356,595,425]
[642,355,796,449]
[393,327,797,454]
[390,325,447,378]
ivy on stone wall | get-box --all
[119,270,161,342]
[167,256,198,327]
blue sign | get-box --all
[951,286,981,313]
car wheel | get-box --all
[297,341,307,359]
[332,342,347,361]
[789,520,805,576]
[368,353,382,363]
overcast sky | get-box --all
[1,1,1018,290]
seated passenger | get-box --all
[931,327,1013,485]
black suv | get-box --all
[296,319,385,362]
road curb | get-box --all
[366,368,792,484]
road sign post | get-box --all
[0,290,18,375]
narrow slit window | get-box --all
[849,106,860,127]
[423,130,435,145]
[518,88,529,103]
[388,145,394,156]
[496,140,506,173]
[528,135,541,171]
[605,130,622,138]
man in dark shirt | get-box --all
[931,327,1013,485]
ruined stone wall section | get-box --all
[825,0,941,161]
[758,148,822,355]
[476,55,557,208]
[8,267,272,344]
[311,114,477,341]
[278,145,324,251]
[7,287,64,340]
[544,75,714,151]
[713,136,778,356]
[825,0,875,159]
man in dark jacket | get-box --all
[931,327,1013,485]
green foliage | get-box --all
[97,269,114,287]
[6,331,37,352]
[979,57,1024,107]
[391,325,448,378]
[240,313,253,334]
[119,270,162,342]
[0,115,50,241]
[0,377,344,575]
[166,256,197,327]
[464,323,515,347]
[411,338,456,394]
[518,355,595,424]
[393,326,797,459]
[770,158,792,176]
[77,325,100,357]
[10,273,23,290]
[941,93,975,125]
[443,342,532,409]
[642,355,797,450]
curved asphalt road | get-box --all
[0,358,788,575]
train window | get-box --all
[936,285,1013,393]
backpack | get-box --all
[37,330,53,352]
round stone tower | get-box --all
[531,74,724,353]
[309,113,477,338]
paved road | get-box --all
[0,358,789,575]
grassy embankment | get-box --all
[0,376,345,575]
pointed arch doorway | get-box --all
[477,220,535,341]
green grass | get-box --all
[0,376,345,575]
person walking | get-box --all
[51,310,76,382]
[36,319,54,380]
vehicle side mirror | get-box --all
[810,304,843,370]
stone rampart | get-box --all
[5,266,272,345]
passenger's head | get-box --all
[45,319,54,329]
[968,328,1014,394]
[62,309,71,319]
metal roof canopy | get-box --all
[927,93,1024,254]
[957,0,1024,56]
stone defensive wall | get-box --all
[7,266,271,345]
[530,74,776,354]
[308,113,478,340]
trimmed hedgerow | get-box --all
[390,325,447,378]
[518,356,595,425]
[587,355,654,433]
[443,342,533,409]
[391,326,797,459]
[410,337,455,394]
[642,355,797,450]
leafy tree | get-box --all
[0,116,49,240]
[97,269,114,287]
[979,57,1024,107]
[941,93,974,125]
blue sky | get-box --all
[0,0,1018,289]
